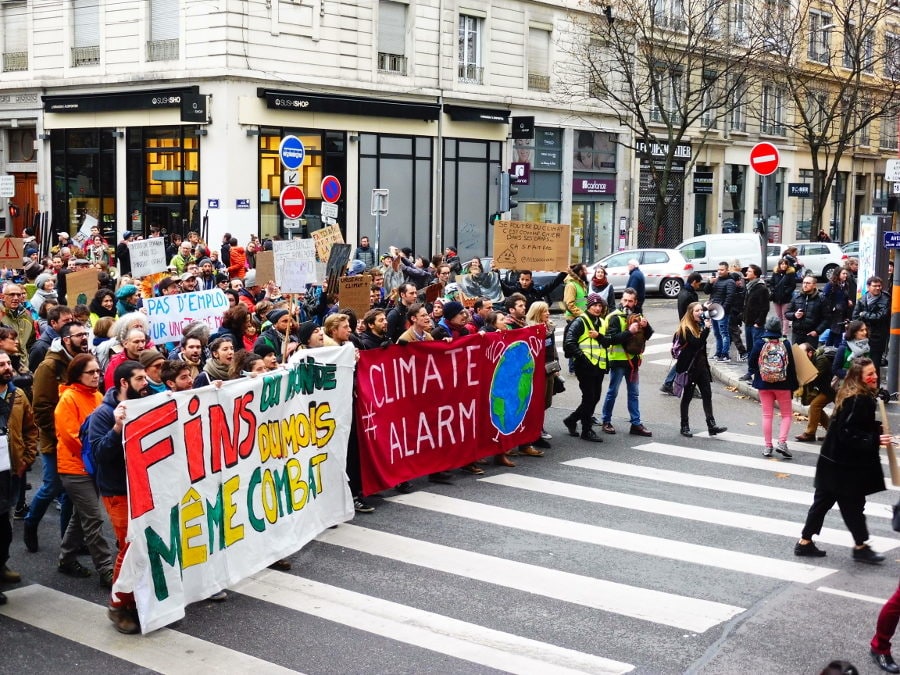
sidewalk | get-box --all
[708,355,900,424]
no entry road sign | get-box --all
[749,142,780,176]
[279,185,306,219]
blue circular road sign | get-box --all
[279,135,306,170]
[321,175,342,203]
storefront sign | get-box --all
[535,149,561,170]
[443,104,510,123]
[511,116,535,139]
[635,140,692,160]
[43,87,202,113]
[258,89,441,121]
[573,178,616,195]
[510,162,530,185]
[788,183,812,198]
[180,92,208,123]
[693,172,714,194]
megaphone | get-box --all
[705,302,726,321]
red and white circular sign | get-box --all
[279,185,306,219]
[749,142,780,176]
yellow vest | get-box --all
[576,314,607,369]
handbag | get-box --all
[672,371,690,398]
[545,359,562,375]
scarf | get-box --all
[848,338,869,359]
[203,357,232,381]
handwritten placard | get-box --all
[128,237,168,277]
[311,224,344,262]
[339,274,372,317]
[273,239,317,292]
[493,221,570,272]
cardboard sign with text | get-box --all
[128,238,168,277]
[0,238,24,269]
[339,274,372,317]
[65,268,99,305]
[273,239,317,292]
[311,224,344,262]
[493,221,570,272]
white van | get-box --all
[675,233,766,275]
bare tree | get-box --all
[759,0,900,240]
[561,0,768,246]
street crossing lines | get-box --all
[562,457,894,519]
[633,441,818,477]
[695,429,894,466]
[385,491,836,583]
[0,585,299,674]
[233,570,634,675]
[478,473,899,552]
[316,524,745,632]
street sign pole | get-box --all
[370,189,389,261]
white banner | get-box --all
[128,238,169,277]
[273,239,316,292]
[144,288,228,344]
[115,345,356,632]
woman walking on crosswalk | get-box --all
[795,357,890,564]
[672,302,726,438]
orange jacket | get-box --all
[55,382,103,475]
[228,246,247,279]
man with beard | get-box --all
[504,293,528,329]
[196,258,217,291]
[92,360,149,634]
[104,328,148,391]
[359,309,390,349]
[160,360,194,392]
[169,333,206,380]
[29,305,74,371]
[739,265,771,382]
[0,284,35,366]
[24,321,90,552]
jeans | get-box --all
[744,325,763,359]
[712,315,731,357]
[663,363,677,388]
[24,452,73,538]
[602,366,641,427]
[59,474,113,573]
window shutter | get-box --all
[151,0,179,42]
[378,1,406,56]
[528,28,550,76]
[4,2,26,53]
[73,0,100,48]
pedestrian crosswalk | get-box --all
[2,423,895,673]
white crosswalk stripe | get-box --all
[315,523,745,632]
[233,570,634,675]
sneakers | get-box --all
[353,498,375,514]
[12,504,28,520]
[762,446,774,457]
[541,428,552,440]
[738,353,748,362]
[107,606,140,634]
[58,558,92,578]
[853,544,885,564]
[738,373,753,382]
[775,442,793,459]
[601,422,616,435]
[1,566,21,583]
[99,568,114,588]
[794,540,827,557]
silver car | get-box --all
[587,248,694,298]
[766,242,847,280]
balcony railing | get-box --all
[761,122,786,136]
[458,63,484,84]
[527,73,550,92]
[2,51,27,72]
[147,39,179,62]
[71,45,100,67]
[377,52,407,75]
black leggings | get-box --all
[573,360,604,429]
[680,366,714,425]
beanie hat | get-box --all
[442,301,464,321]
[267,309,289,325]
[116,284,138,299]
[138,349,165,369]
[298,320,318,345]
[198,257,212,267]
[586,293,605,308]
[253,341,277,359]
[34,272,53,289]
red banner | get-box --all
[355,326,547,494]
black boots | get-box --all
[707,418,727,435]
[680,425,692,438]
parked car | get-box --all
[586,248,693,298]
[842,240,858,256]
[766,242,847,280]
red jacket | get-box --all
[228,246,247,279]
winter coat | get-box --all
[748,328,800,391]
[55,382,102,476]
[704,275,736,313]
[89,388,125,497]
[786,288,831,344]
[853,291,891,345]
[814,394,885,497]
[767,270,796,304]
[228,246,247,279]
[743,278,770,328]
[563,272,588,320]
[674,326,712,377]
[626,268,646,310]
[676,284,699,320]
[32,340,73,454]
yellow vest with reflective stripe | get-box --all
[605,311,631,363]
[577,315,607,369]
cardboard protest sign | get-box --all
[254,251,276,287]
[493,221,570,272]
[65,268,99,305]
[355,326,546,494]
[273,239,316,292]
[339,275,372,317]
[129,238,168,277]
[0,238,24,268]
[311,224,344,262]
[115,345,355,633]
[144,288,228,344]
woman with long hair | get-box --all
[588,266,615,308]
[674,302,727,437]
[795,358,890,564]
[88,288,117,326]
[832,320,870,382]
[767,258,797,337]
[526,301,560,451]
[55,353,114,584]
[822,266,854,347]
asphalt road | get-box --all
[2,296,899,674]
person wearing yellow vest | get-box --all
[600,288,654,437]
[563,264,589,322]
[562,293,609,442]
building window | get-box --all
[728,77,747,131]
[653,0,685,30]
[881,115,898,151]
[148,0,179,62]
[843,25,874,72]
[886,34,900,79]
[650,69,683,124]
[527,28,551,92]
[858,98,871,146]
[808,11,831,63]
[2,1,27,72]
[377,1,407,75]
[458,14,483,84]
[701,72,717,128]
[761,84,785,135]
[806,90,828,133]
[730,0,747,42]
[72,0,100,67]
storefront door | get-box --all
[571,202,614,265]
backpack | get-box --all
[79,413,97,477]
[758,338,789,383]
[671,331,686,360]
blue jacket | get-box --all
[89,388,125,497]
